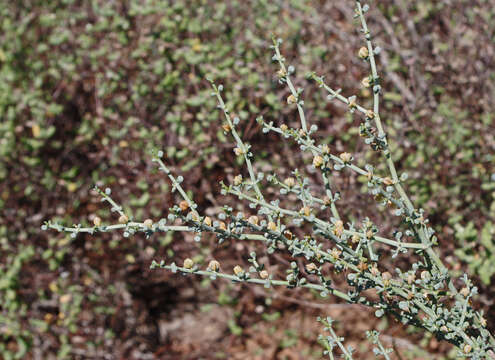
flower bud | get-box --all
[234,147,245,156]
[218,221,227,231]
[280,124,288,131]
[222,123,231,132]
[267,221,277,231]
[321,144,330,154]
[361,77,371,88]
[330,248,342,259]
[183,258,194,269]
[277,68,287,78]
[463,344,472,354]
[259,270,269,279]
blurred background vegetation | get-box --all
[1,0,494,359]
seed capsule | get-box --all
[463,344,472,354]
[222,123,231,132]
[218,221,227,231]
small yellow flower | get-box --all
[183,258,194,269]
[233,265,244,276]
[259,270,269,279]
[287,94,297,105]
[383,177,394,186]
[179,200,189,211]
[321,144,330,154]
[267,221,277,231]
[143,219,153,229]
[460,287,470,297]
[233,175,243,186]
[312,155,324,168]
[300,206,311,217]
[203,216,212,227]
[284,177,296,188]
[333,220,344,236]
[218,221,227,231]
[93,216,101,227]
[330,248,342,259]
[305,263,318,272]
[208,260,220,272]
[280,124,288,131]
[277,68,287,78]
[222,123,231,132]
[358,46,369,59]
[248,215,259,226]
[234,147,245,156]
[339,152,352,163]
[361,77,371,88]
[118,214,129,224]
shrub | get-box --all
[44,1,495,358]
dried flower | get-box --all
[222,123,231,132]
[330,248,342,259]
[357,261,368,272]
[321,144,330,154]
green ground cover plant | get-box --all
[43,1,495,358]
